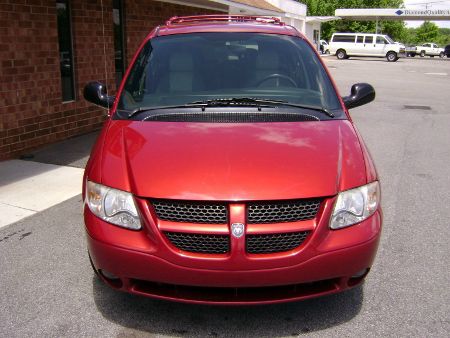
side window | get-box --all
[356,36,364,43]
[365,36,374,44]
[333,35,355,43]
[376,36,386,44]
[56,0,75,102]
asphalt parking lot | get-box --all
[1,57,449,337]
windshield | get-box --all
[118,33,342,114]
[385,35,395,44]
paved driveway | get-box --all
[0,57,449,337]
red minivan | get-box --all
[83,16,381,305]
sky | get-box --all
[403,0,450,28]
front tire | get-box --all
[336,49,347,60]
[386,51,398,62]
[439,52,444,58]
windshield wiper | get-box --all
[190,98,335,118]
[123,97,334,119]
[125,103,208,118]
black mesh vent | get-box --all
[152,200,228,224]
[246,231,310,254]
[247,199,321,224]
[165,232,229,254]
[144,112,319,123]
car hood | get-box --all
[98,120,368,200]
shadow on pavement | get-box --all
[23,131,99,169]
[93,277,363,337]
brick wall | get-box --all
[0,0,219,161]
[0,0,115,160]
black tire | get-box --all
[386,51,397,62]
[439,52,444,58]
[336,49,347,60]
[410,54,416,57]
[420,51,426,57]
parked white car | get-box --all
[329,33,406,62]
[413,43,445,58]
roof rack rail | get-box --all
[166,15,284,26]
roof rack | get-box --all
[166,15,284,26]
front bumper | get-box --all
[85,197,382,305]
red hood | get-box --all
[98,120,367,200]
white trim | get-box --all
[156,0,228,13]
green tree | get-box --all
[415,21,439,43]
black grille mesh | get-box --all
[143,112,319,123]
[165,232,229,254]
[247,199,321,223]
[152,200,227,224]
[247,231,310,254]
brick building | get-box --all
[0,0,297,160]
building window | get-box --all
[113,0,126,86]
[56,0,75,102]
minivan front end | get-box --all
[83,16,382,305]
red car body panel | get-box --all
[96,119,367,201]
[83,17,382,304]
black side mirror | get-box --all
[83,81,115,109]
[342,83,375,110]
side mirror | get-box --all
[342,83,375,110]
[83,81,115,109]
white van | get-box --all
[329,33,405,62]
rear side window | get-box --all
[332,35,355,43]
[365,36,374,44]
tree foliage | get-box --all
[415,21,439,42]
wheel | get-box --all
[256,74,297,87]
[439,52,444,58]
[336,49,347,60]
[386,51,397,62]
[420,51,425,57]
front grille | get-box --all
[152,200,227,224]
[247,199,321,223]
[246,231,310,254]
[165,231,229,254]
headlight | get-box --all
[330,181,380,230]
[85,180,142,230]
